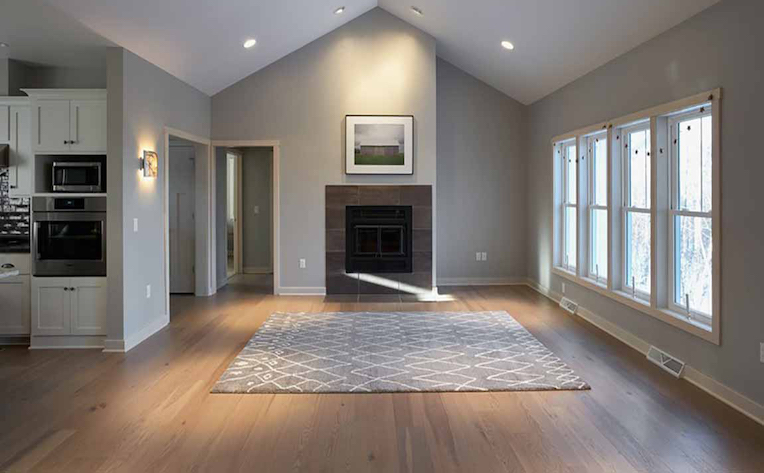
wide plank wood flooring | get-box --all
[1,284,763,472]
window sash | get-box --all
[560,141,577,272]
[668,106,713,324]
[621,122,651,211]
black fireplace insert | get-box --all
[346,206,412,273]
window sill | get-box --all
[551,266,719,345]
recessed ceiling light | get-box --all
[334,6,345,15]
[501,40,515,50]
[243,38,257,49]
[410,6,423,16]
[0,42,8,48]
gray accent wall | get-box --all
[107,47,211,344]
[436,58,528,283]
[212,8,437,290]
[526,0,764,405]
[242,147,273,273]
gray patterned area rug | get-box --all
[212,311,590,394]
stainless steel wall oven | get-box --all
[32,196,106,276]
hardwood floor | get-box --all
[1,285,762,472]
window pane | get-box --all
[593,137,607,206]
[628,129,651,209]
[675,216,712,315]
[566,145,577,204]
[626,211,650,294]
[565,207,577,268]
[702,115,712,212]
[678,117,702,211]
[591,209,608,280]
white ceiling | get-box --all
[8,0,720,104]
[0,0,112,69]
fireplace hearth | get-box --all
[346,206,412,273]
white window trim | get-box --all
[551,88,721,346]
[667,106,714,327]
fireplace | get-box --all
[346,206,412,273]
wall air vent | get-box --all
[647,346,686,378]
[559,297,578,315]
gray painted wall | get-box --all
[436,58,527,282]
[526,0,764,405]
[241,147,273,272]
[0,59,8,95]
[212,8,437,290]
[107,47,211,343]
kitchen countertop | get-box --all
[0,268,21,279]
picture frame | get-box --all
[345,115,414,175]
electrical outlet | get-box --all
[299,258,306,269]
[146,284,151,299]
[562,282,566,294]
[760,343,764,363]
[476,252,481,261]
[481,252,488,261]
[133,218,139,233]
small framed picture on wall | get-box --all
[345,115,414,175]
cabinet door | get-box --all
[31,277,71,335]
[70,277,107,335]
[35,100,71,152]
[0,105,9,142]
[9,106,32,197]
[0,276,31,335]
[69,100,106,153]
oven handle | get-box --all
[33,221,41,261]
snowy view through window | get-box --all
[625,128,651,295]
[674,114,713,316]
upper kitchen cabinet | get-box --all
[22,90,107,154]
[0,98,32,197]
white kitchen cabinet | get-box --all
[35,100,71,152]
[69,100,107,152]
[0,105,9,142]
[23,90,107,154]
[9,105,32,197]
[32,277,107,336]
[0,275,31,335]
[70,278,108,335]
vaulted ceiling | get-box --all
[5,0,720,104]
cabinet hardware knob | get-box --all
[64,287,69,291]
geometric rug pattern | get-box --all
[212,311,590,393]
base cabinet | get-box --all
[0,275,31,335]
[32,277,107,337]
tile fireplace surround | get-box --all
[326,185,432,295]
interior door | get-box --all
[36,100,71,152]
[169,145,196,293]
[69,100,107,152]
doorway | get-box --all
[213,142,279,294]
[168,138,196,293]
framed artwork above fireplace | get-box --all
[345,115,414,175]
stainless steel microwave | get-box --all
[52,162,103,193]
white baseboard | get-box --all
[524,278,764,427]
[243,267,273,275]
[437,277,527,286]
[103,313,170,353]
[276,286,327,296]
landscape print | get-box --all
[354,124,405,166]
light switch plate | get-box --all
[254,205,259,214]
[481,252,488,261]
[146,284,151,299]
[562,282,566,294]
[299,258,306,269]
[476,252,481,261]
[133,218,139,232]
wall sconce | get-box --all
[140,150,158,178]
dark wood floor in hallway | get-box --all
[1,285,762,472]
